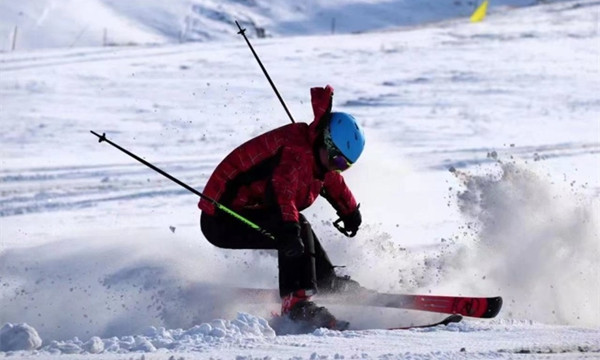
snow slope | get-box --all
[1,0,599,358]
[1,0,570,51]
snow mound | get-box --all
[39,313,275,354]
[0,323,42,351]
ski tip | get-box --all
[443,314,463,325]
[482,296,503,318]
[388,314,463,330]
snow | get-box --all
[2,316,599,358]
[1,0,600,358]
[0,323,42,352]
[0,0,573,51]
[41,313,276,355]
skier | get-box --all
[199,84,365,330]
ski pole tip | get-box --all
[235,20,246,35]
[90,130,107,143]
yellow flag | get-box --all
[470,0,489,22]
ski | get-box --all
[235,287,502,318]
[320,291,503,319]
[270,313,463,334]
[389,314,463,330]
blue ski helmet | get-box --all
[326,112,365,164]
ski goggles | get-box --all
[323,129,353,172]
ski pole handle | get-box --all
[333,218,357,237]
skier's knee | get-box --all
[298,213,312,232]
[200,213,228,248]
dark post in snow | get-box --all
[11,26,18,51]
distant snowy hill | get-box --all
[1,0,566,51]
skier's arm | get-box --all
[321,171,358,216]
[321,172,362,236]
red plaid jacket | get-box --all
[198,85,358,223]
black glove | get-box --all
[336,205,362,237]
[277,222,304,257]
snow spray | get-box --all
[0,231,279,342]
[441,157,599,327]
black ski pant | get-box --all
[200,210,336,298]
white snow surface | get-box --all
[0,0,572,51]
[1,0,600,358]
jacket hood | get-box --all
[308,85,334,144]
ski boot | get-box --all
[280,289,349,332]
[317,274,367,295]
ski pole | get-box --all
[90,131,275,240]
[235,20,296,124]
